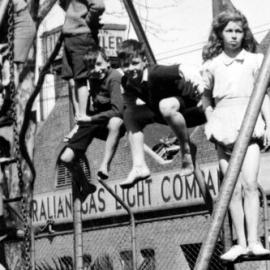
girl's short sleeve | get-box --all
[201,60,214,94]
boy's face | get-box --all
[121,55,146,84]
[89,52,109,80]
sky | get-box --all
[42,0,270,65]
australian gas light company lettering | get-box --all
[32,164,220,225]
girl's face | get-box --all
[222,21,244,54]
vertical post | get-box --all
[212,0,235,17]
[258,185,270,270]
[0,0,9,28]
[122,0,156,65]
[99,180,137,270]
[194,44,270,270]
[72,182,83,270]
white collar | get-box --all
[221,49,246,66]
[142,68,148,82]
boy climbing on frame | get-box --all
[117,39,206,188]
[59,46,124,199]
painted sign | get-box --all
[99,26,126,57]
[42,24,126,62]
[32,163,221,226]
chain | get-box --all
[7,2,32,269]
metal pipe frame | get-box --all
[99,180,137,270]
[72,182,83,270]
[194,44,270,270]
[122,0,156,65]
[258,184,270,270]
[0,0,9,29]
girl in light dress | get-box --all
[202,10,270,261]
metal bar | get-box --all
[0,0,9,29]
[194,44,270,270]
[122,0,156,65]
[72,182,83,270]
[193,160,213,213]
[258,184,270,270]
[99,180,137,270]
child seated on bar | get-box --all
[117,39,206,188]
[59,46,124,199]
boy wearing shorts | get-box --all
[118,39,206,188]
[60,46,124,199]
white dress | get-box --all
[202,50,265,146]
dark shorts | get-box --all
[67,121,108,154]
[66,117,125,154]
[124,101,206,133]
[62,33,96,80]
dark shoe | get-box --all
[80,182,96,202]
[97,170,109,180]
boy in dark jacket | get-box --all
[60,46,124,198]
[118,39,206,188]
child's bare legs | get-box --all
[218,146,246,246]
[242,143,269,254]
[98,117,123,179]
[64,79,79,142]
[75,79,91,121]
[218,146,248,261]
[120,130,150,188]
[219,143,269,260]
[159,97,194,176]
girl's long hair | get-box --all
[202,10,257,62]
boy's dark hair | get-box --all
[83,45,109,71]
[117,39,146,61]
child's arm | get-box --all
[86,0,105,29]
[201,91,214,121]
[261,93,270,146]
[201,61,214,121]
[90,77,123,122]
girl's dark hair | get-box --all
[202,9,257,61]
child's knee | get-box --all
[60,148,75,164]
[107,117,123,132]
[159,98,180,118]
[243,181,258,194]
[231,184,242,200]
